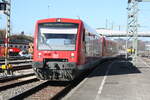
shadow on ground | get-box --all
[88,59,141,78]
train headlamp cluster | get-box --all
[56,18,61,22]
[38,52,42,58]
[70,53,75,58]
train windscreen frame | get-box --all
[37,22,79,51]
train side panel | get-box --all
[101,36,118,56]
[0,47,21,57]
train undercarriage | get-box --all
[32,61,79,81]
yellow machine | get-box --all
[1,64,13,75]
[1,64,13,70]
[127,48,135,54]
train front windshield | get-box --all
[38,23,78,51]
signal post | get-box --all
[0,0,12,75]
[127,0,150,61]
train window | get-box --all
[83,29,85,41]
[39,22,78,28]
[38,22,78,51]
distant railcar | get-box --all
[9,47,21,56]
[101,37,118,56]
[0,46,21,57]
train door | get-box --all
[78,28,86,64]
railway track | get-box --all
[0,59,72,100]
[9,78,84,100]
[0,58,32,73]
[0,56,31,61]
[0,67,89,100]
[0,57,118,100]
[0,59,32,65]
[0,76,37,92]
[0,59,117,100]
[0,73,35,82]
[0,57,34,82]
[0,73,39,100]
[9,81,66,100]
[7,62,103,100]
[0,70,36,100]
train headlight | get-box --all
[38,52,42,55]
[38,52,42,58]
[56,18,61,22]
[70,53,75,58]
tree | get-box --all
[0,29,5,39]
[0,29,33,44]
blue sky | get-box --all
[0,0,150,36]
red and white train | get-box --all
[32,18,118,81]
[0,46,21,57]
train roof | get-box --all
[36,18,100,37]
[83,22,101,37]
[37,18,82,24]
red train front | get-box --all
[9,47,21,56]
[32,18,102,81]
[0,46,21,57]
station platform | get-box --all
[62,57,150,100]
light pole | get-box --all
[127,0,139,61]
[5,0,10,67]
[127,0,150,61]
[0,0,12,75]
[48,4,51,17]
